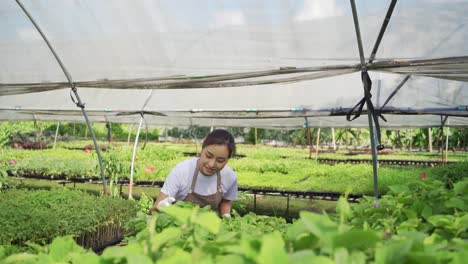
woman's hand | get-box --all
[148,193,175,215]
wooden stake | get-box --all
[127,124,133,146]
[254,128,258,148]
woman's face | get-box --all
[198,144,229,176]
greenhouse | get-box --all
[0,0,467,263]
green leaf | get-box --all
[289,250,334,264]
[158,247,192,264]
[451,248,468,264]
[453,180,468,196]
[423,232,446,246]
[388,184,410,194]
[336,196,352,222]
[291,233,319,251]
[444,198,467,210]
[288,250,317,264]
[2,253,38,264]
[421,206,433,219]
[101,243,145,259]
[332,230,380,251]
[427,215,455,228]
[286,220,308,241]
[48,236,85,261]
[459,213,468,229]
[0,246,5,261]
[160,206,193,224]
[397,219,421,233]
[402,208,418,219]
[375,240,413,264]
[299,211,338,250]
[126,254,154,264]
[406,252,439,264]
[257,232,288,264]
[216,254,245,264]
[193,211,221,234]
[333,247,366,264]
[240,236,262,260]
[68,252,102,264]
[151,227,183,251]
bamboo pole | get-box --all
[307,127,312,159]
[127,124,133,146]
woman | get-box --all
[148,129,238,217]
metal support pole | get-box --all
[409,129,413,151]
[72,89,107,194]
[106,121,112,144]
[304,117,312,159]
[53,122,60,149]
[315,128,321,161]
[350,0,380,203]
[441,128,445,164]
[428,127,433,152]
[285,195,290,218]
[445,125,450,163]
[129,116,144,199]
[331,128,337,151]
[15,0,108,194]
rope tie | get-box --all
[69,89,85,108]
[346,71,386,151]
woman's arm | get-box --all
[219,199,232,216]
[148,192,169,215]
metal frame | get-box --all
[15,0,108,194]
[349,0,399,203]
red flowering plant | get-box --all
[419,171,426,181]
[144,166,155,174]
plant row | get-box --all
[0,188,138,255]
[1,177,467,263]
[2,143,467,195]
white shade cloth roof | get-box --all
[1,0,467,128]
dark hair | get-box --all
[202,129,236,158]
